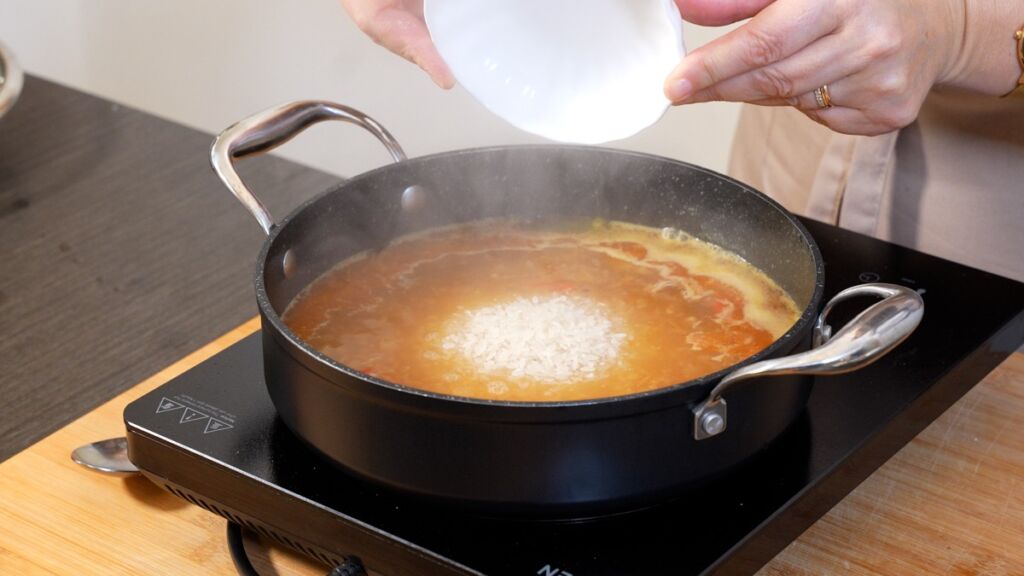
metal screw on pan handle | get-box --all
[692,283,924,440]
[210,101,407,235]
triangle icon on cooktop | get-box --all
[204,418,233,434]
[179,408,208,424]
[156,397,185,414]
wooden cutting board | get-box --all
[0,318,1021,575]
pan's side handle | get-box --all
[0,40,25,118]
[692,283,924,440]
[210,101,406,235]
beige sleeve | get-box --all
[727,105,835,216]
[726,94,1024,284]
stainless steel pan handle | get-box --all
[693,283,924,440]
[0,40,25,119]
[210,101,407,235]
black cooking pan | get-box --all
[211,101,923,516]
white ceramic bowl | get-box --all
[425,0,685,144]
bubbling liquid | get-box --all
[282,220,801,402]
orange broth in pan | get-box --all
[282,220,801,402]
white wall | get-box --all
[0,0,740,177]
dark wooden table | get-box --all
[0,76,338,461]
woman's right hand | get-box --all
[340,0,455,88]
[666,0,1022,136]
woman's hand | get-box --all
[665,0,969,136]
[340,0,455,88]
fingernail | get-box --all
[667,78,693,103]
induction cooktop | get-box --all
[124,219,1024,575]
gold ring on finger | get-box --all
[813,84,833,109]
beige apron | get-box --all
[728,92,1024,283]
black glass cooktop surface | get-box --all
[125,219,1023,576]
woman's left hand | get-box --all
[665,0,965,136]
[340,0,455,89]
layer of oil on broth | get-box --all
[282,221,801,402]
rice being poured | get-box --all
[441,295,628,383]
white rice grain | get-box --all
[441,295,627,383]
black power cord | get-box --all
[226,522,366,576]
[226,522,260,576]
